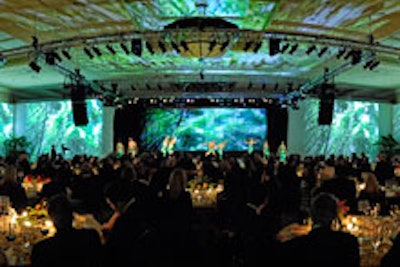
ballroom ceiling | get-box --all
[0,0,400,106]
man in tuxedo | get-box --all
[279,192,360,266]
[30,194,102,267]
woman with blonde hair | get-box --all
[358,172,386,214]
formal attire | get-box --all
[31,228,102,267]
[280,226,360,267]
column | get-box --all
[287,101,308,156]
[102,106,115,157]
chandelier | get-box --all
[160,17,242,58]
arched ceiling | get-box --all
[0,0,399,105]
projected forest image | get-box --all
[302,99,379,159]
[141,108,267,151]
[0,103,14,156]
[20,100,103,160]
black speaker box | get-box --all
[72,102,89,126]
[318,95,334,125]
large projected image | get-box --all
[0,103,14,156]
[19,100,103,160]
[301,99,379,159]
[141,108,267,151]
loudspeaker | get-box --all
[318,94,334,125]
[72,101,88,126]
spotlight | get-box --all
[269,38,281,56]
[146,42,154,54]
[120,43,130,55]
[29,61,41,73]
[106,44,116,55]
[208,40,217,53]
[344,50,352,60]
[318,47,328,57]
[83,47,94,59]
[280,43,290,53]
[131,39,142,56]
[363,59,374,69]
[244,41,253,52]
[220,40,230,51]
[45,52,56,65]
[92,46,102,56]
[336,47,347,59]
[180,41,189,52]
[351,50,362,65]
[369,60,380,70]
[253,41,262,53]
[288,44,298,55]
[158,41,167,53]
[305,45,316,55]
[171,41,180,52]
[53,52,62,62]
[61,49,72,60]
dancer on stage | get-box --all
[278,140,287,162]
[217,141,227,160]
[204,139,217,158]
[263,139,270,159]
[127,137,138,158]
[115,139,125,159]
[167,136,177,156]
[160,135,170,157]
[245,137,258,155]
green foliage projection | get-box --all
[303,98,379,159]
[0,103,14,156]
[141,108,267,151]
[21,100,103,161]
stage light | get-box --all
[120,43,130,55]
[318,47,328,57]
[351,50,362,65]
[269,38,281,56]
[146,42,154,54]
[336,47,346,59]
[208,40,217,53]
[61,49,72,60]
[106,44,116,55]
[180,41,189,52]
[220,40,230,51]
[83,47,94,59]
[280,43,290,53]
[131,39,142,56]
[171,41,180,52]
[29,61,41,73]
[45,52,56,65]
[244,41,253,52]
[158,41,167,53]
[369,60,380,70]
[253,41,262,53]
[305,45,316,55]
[92,46,102,56]
[288,44,298,55]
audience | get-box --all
[279,192,360,266]
[30,193,102,267]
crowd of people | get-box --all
[0,147,399,266]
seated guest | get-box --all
[103,179,157,267]
[381,233,400,267]
[279,192,360,266]
[0,165,27,213]
[30,194,102,267]
[357,172,386,214]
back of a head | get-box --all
[168,168,187,199]
[311,192,339,227]
[47,194,73,230]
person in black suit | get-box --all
[279,192,360,267]
[30,194,102,267]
